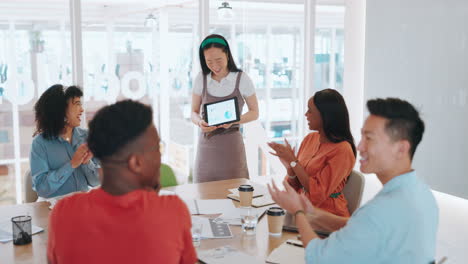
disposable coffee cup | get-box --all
[267,207,285,236]
[11,215,32,245]
[238,184,254,207]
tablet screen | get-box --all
[204,97,240,126]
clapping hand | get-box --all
[268,139,297,169]
[71,143,89,168]
[268,180,304,214]
[81,146,94,165]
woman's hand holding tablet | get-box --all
[198,119,218,133]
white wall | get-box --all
[364,0,468,199]
[343,0,366,146]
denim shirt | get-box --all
[30,127,100,198]
[306,171,439,264]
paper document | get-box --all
[44,190,85,210]
[216,207,267,226]
[227,193,276,208]
[0,219,44,243]
[250,195,275,207]
[227,183,275,207]
[266,239,305,264]
[183,199,236,215]
[197,246,263,264]
[192,216,233,239]
[158,189,176,196]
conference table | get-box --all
[0,178,298,263]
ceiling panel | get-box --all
[0,0,344,27]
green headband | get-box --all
[201,38,227,49]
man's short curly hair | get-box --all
[87,100,153,160]
[367,98,425,160]
[33,84,83,139]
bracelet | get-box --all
[294,210,305,218]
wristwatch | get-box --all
[290,160,299,168]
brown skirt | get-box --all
[194,129,249,183]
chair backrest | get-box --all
[160,163,178,188]
[343,170,365,214]
[23,170,38,203]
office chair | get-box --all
[23,169,38,203]
[343,170,365,215]
[160,164,178,187]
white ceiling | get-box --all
[0,0,345,28]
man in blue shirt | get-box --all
[269,98,438,264]
[30,85,100,198]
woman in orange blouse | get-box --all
[268,89,356,217]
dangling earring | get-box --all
[64,117,68,124]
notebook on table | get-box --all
[226,184,268,200]
[226,194,276,208]
[226,184,275,207]
[198,246,263,264]
[266,239,305,264]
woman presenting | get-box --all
[191,34,259,183]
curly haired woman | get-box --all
[30,84,100,199]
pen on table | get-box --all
[286,241,304,248]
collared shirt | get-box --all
[306,171,439,264]
[30,127,100,198]
[192,71,255,97]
